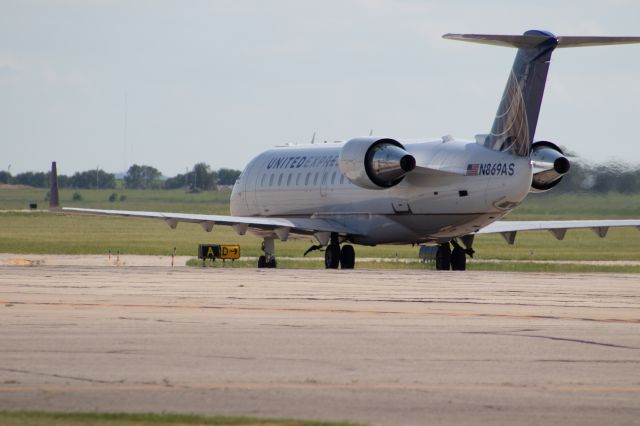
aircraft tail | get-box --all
[444,30,640,157]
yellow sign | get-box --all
[198,244,241,260]
[220,245,240,260]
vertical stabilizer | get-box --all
[487,31,557,156]
[49,161,60,210]
[446,30,558,156]
[443,30,640,157]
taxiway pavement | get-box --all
[1,262,639,425]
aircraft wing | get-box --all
[61,207,357,241]
[477,219,640,244]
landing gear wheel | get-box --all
[267,258,277,268]
[451,246,466,271]
[435,244,451,271]
[258,255,266,268]
[325,244,340,269]
[340,245,355,269]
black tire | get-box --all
[258,255,266,268]
[451,246,466,271]
[340,245,355,269]
[435,244,451,271]
[267,258,277,268]
[325,244,340,269]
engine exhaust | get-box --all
[367,143,416,186]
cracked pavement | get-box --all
[1,264,639,425]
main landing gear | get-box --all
[435,237,475,271]
[303,233,355,270]
[258,233,355,269]
[324,233,355,269]
[257,232,473,271]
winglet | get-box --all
[49,161,60,210]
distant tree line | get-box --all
[3,161,637,193]
[1,169,116,189]
[0,163,241,191]
[554,162,640,194]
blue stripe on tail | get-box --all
[483,30,558,157]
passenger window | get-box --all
[278,174,283,186]
[313,172,319,185]
[260,174,266,187]
[286,173,292,186]
[269,174,275,186]
[305,172,311,186]
[331,171,336,185]
[296,173,301,186]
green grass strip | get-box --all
[0,411,364,426]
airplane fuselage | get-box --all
[230,138,533,245]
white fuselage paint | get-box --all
[230,139,533,245]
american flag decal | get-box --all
[466,163,479,176]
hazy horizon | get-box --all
[6,153,640,178]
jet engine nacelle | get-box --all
[530,141,571,192]
[339,137,416,190]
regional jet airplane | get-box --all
[50,30,640,270]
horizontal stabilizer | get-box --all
[443,33,552,48]
[556,36,640,48]
[443,32,640,48]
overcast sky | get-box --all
[2,0,639,175]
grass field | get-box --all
[0,187,231,214]
[2,187,640,271]
[0,411,362,426]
